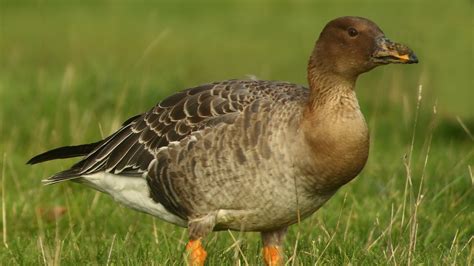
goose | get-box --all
[28,16,418,265]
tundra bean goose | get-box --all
[28,16,418,265]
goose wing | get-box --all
[45,80,304,183]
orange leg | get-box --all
[263,246,283,266]
[185,239,207,266]
[261,227,287,266]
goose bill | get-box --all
[371,36,418,64]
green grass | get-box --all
[1,0,472,265]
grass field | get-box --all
[0,0,473,265]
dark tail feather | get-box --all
[28,115,142,165]
[27,141,102,165]
[42,168,85,185]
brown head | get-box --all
[308,16,418,89]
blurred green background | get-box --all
[0,0,472,265]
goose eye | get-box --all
[348,27,358,37]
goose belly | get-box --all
[214,190,334,231]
